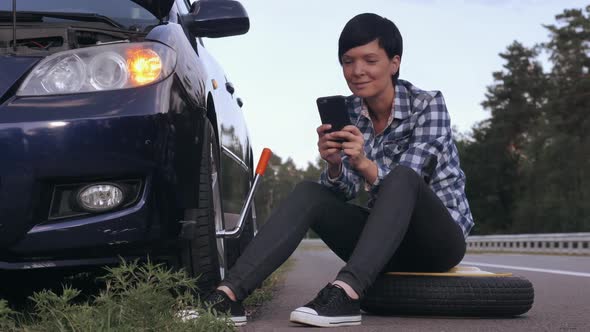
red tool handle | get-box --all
[255,148,272,175]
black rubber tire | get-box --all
[179,120,223,294]
[361,274,534,317]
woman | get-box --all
[202,13,474,328]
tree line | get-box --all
[254,5,590,235]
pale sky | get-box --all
[205,0,589,168]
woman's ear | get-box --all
[390,55,401,75]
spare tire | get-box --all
[361,271,534,317]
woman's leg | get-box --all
[219,181,367,301]
[326,165,466,298]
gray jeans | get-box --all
[220,165,466,299]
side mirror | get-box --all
[184,0,249,38]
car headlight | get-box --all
[17,42,176,96]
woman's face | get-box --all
[341,39,399,99]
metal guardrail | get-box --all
[467,233,590,255]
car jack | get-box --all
[216,148,272,238]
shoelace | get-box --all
[315,285,343,307]
[205,292,226,308]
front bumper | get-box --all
[0,77,186,268]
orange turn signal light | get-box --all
[127,48,162,85]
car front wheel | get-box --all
[179,119,227,293]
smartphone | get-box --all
[317,95,351,133]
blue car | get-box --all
[0,0,256,293]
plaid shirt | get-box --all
[320,79,474,237]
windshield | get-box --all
[0,0,159,31]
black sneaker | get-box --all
[179,290,247,326]
[205,290,247,326]
[290,283,361,327]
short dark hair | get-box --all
[338,13,403,82]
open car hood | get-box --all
[132,0,175,20]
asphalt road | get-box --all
[240,240,590,332]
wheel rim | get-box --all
[210,142,226,280]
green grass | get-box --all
[0,260,236,332]
[0,300,17,331]
[0,257,297,331]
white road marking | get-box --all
[461,261,590,278]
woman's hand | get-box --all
[317,124,343,176]
[330,125,369,171]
